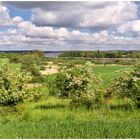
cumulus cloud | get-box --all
[0,5,23,27]
[117,20,140,34]
[4,1,137,29]
[1,20,140,51]
[3,1,112,11]
[30,1,137,29]
[16,21,111,45]
[0,1,140,51]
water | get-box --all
[44,52,63,57]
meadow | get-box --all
[0,53,139,138]
[0,96,140,138]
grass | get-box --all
[93,65,133,87]
[0,58,21,69]
[1,119,140,138]
[0,97,140,138]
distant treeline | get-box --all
[0,50,44,63]
[59,51,140,58]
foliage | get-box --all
[21,54,41,76]
[40,65,46,70]
[59,51,140,58]
[31,75,47,83]
[51,62,104,108]
[0,59,36,105]
[111,66,140,107]
[31,50,44,58]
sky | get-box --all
[0,1,140,51]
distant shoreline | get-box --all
[0,50,140,53]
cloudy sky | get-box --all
[0,1,140,51]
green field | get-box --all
[93,65,134,87]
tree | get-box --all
[31,50,44,58]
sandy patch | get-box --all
[40,65,60,75]
[26,83,42,88]
[47,61,54,65]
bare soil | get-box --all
[40,65,60,75]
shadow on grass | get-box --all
[109,103,134,110]
[35,104,66,110]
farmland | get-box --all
[0,51,139,138]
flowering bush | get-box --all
[0,59,39,106]
[53,62,104,108]
[112,66,140,107]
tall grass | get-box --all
[0,97,140,138]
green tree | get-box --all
[31,50,44,58]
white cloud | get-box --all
[18,21,70,39]
[117,20,140,33]
[31,1,137,29]
[17,21,111,45]
[0,5,23,26]
[0,2,140,51]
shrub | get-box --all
[21,55,41,76]
[0,59,39,106]
[9,55,22,63]
[111,66,140,107]
[51,62,104,108]
[31,76,47,83]
[40,65,46,70]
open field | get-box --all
[93,65,134,86]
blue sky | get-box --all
[0,1,140,51]
[8,6,31,20]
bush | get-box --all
[31,76,47,83]
[9,55,22,63]
[21,55,41,76]
[51,62,104,109]
[40,65,46,70]
[111,66,140,107]
[0,59,39,106]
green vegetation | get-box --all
[112,66,140,107]
[93,65,134,87]
[0,97,140,138]
[60,50,140,58]
[0,51,140,138]
[0,59,40,105]
[50,62,103,109]
[21,54,41,76]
